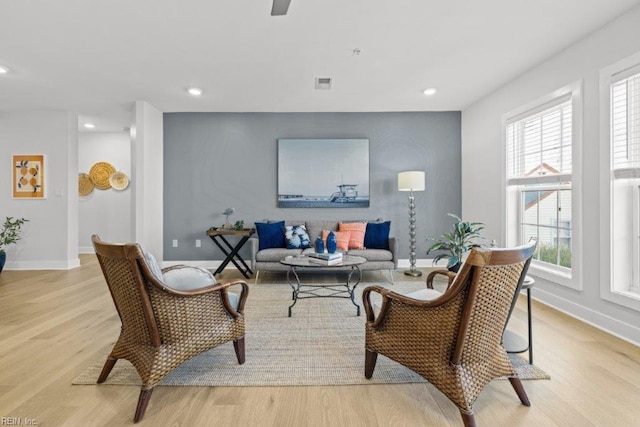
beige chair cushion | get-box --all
[162,267,239,309]
[373,287,442,316]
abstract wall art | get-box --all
[13,154,45,199]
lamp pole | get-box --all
[398,171,425,277]
[406,188,421,276]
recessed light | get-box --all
[187,87,203,96]
[423,88,437,96]
[84,123,95,129]
[0,66,8,74]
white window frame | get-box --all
[599,51,640,311]
[632,184,640,294]
[502,81,583,290]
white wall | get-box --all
[78,132,132,252]
[132,101,163,261]
[462,6,640,344]
[0,111,79,269]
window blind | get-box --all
[612,70,640,178]
[506,99,572,185]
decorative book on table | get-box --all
[307,256,343,266]
[308,252,343,261]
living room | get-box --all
[2,1,640,425]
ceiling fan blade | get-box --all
[271,0,291,16]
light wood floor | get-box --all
[1,255,640,426]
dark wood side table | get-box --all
[206,227,256,279]
[503,276,535,364]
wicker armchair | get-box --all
[92,235,249,423]
[363,241,536,427]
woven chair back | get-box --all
[452,241,536,365]
[92,235,161,347]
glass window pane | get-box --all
[522,224,539,259]
[559,190,572,225]
[538,236,559,266]
[522,191,539,224]
[543,148,561,173]
[558,240,572,268]
[538,190,558,228]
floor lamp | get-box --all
[398,171,425,277]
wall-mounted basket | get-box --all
[89,162,116,190]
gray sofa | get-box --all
[250,219,397,283]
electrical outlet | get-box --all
[195,239,201,248]
[172,239,178,248]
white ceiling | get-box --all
[0,0,638,132]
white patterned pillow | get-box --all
[285,225,311,249]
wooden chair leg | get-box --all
[460,411,476,427]
[134,388,154,423]
[97,356,117,383]
[364,350,378,379]
[234,336,245,365]
[509,377,531,406]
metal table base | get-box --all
[286,265,363,317]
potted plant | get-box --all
[0,216,28,273]
[426,213,485,272]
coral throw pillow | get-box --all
[339,222,367,249]
[322,230,351,252]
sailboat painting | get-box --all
[277,139,370,208]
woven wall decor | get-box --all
[78,173,94,197]
[109,171,130,191]
[89,162,116,190]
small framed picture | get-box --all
[13,154,45,199]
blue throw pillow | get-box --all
[255,221,286,250]
[285,225,311,249]
[364,221,391,249]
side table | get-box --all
[503,276,535,364]
[206,227,256,279]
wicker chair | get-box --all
[362,241,536,427]
[92,235,249,423]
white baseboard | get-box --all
[4,258,81,270]
[397,258,445,269]
[533,287,640,347]
[79,246,94,254]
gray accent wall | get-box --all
[163,112,461,262]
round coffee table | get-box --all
[280,255,367,317]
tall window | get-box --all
[610,66,640,293]
[506,96,573,273]
[612,70,640,173]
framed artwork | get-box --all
[277,139,370,208]
[13,154,45,198]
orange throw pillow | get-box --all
[322,230,351,251]
[339,222,367,249]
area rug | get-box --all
[73,281,549,387]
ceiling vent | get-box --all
[315,77,332,90]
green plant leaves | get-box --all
[0,216,28,250]
[426,213,485,267]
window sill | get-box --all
[528,262,580,290]
[601,286,640,313]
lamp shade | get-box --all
[398,171,425,191]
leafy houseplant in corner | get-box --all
[426,213,485,272]
[0,216,28,273]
